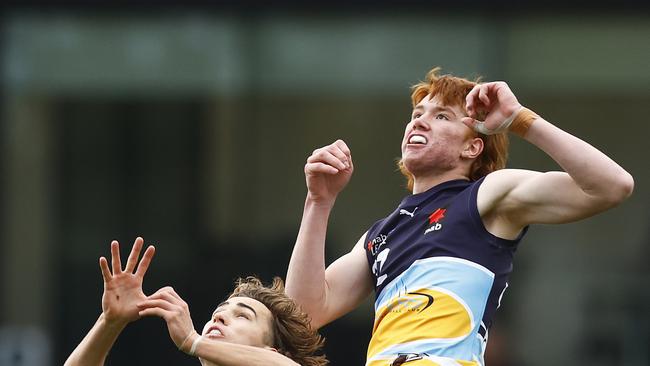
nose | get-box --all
[213,312,229,326]
[411,117,430,131]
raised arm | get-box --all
[194,341,300,366]
[285,140,374,329]
[463,82,634,236]
[138,287,300,366]
[65,237,155,366]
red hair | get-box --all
[399,67,509,190]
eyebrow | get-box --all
[214,301,258,317]
[412,104,457,117]
[236,302,258,316]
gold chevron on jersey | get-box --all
[367,287,473,360]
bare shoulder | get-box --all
[477,168,542,215]
[353,231,368,250]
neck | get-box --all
[411,171,469,194]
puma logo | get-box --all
[399,207,418,217]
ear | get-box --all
[461,137,484,159]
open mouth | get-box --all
[204,326,225,339]
[407,134,427,145]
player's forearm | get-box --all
[64,314,127,366]
[194,339,299,366]
[523,116,634,204]
[286,197,333,318]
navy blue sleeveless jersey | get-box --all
[363,178,527,366]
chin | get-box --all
[404,153,455,175]
[402,158,430,176]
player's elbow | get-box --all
[613,171,634,202]
[302,302,334,330]
[601,171,634,207]
[307,315,328,331]
[284,292,327,329]
[299,302,331,330]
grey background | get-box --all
[2,4,649,366]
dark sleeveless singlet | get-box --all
[363,178,527,366]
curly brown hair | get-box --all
[229,276,328,366]
[398,67,509,190]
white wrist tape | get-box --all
[179,332,194,351]
[189,335,202,356]
[474,106,523,135]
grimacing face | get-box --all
[401,94,476,177]
[201,296,275,348]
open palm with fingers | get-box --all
[99,237,156,325]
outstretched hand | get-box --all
[305,139,354,205]
[462,81,523,135]
[99,237,155,325]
